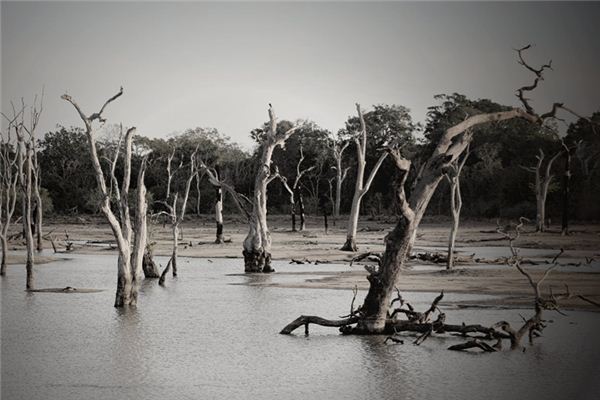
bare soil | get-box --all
[6,214,600,310]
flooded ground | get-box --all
[2,253,600,400]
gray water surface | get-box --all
[2,253,600,400]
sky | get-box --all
[2,1,599,150]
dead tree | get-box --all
[341,104,389,252]
[283,220,598,351]
[282,45,580,334]
[194,163,226,243]
[522,148,562,232]
[0,111,21,276]
[329,138,350,219]
[277,145,315,232]
[156,146,198,276]
[11,104,37,289]
[241,105,300,272]
[62,87,149,307]
[444,144,469,270]
[197,159,252,243]
[560,140,572,236]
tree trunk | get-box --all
[215,186,224,244]
[0,235,7,276]
[291,204,297,232]
[535,193,546,232]
[561,146,572,236]
[341,198,360,251]
[23,147,35,290]
[172,224,179,276]
[297,189,306,232]
[33,177,43,251]
[142,248,160,278]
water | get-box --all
[2,253,600,400]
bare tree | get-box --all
[282,45,578,334]
[329,138,350,219]
[522,148,562,232]
[242,105,300,272]
[560,140,572,236]
[156,146,198,276]
[197,159,252,243]
[341,104,389,252]
[9,102,38,289]
[0,111,21,276]
[277,145,315,232]
[62,87,149,307]
[444,145,469,270]
[194,163,226,243]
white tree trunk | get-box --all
[215,186,224,243]
[62,88,148,307]
[243,105,299,272]
[341,104,388,252]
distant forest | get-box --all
[34,93,599,221]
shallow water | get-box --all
[2,253,600,400]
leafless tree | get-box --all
[522,148,562,232]
[329,138,350,219]
[277,145,315,232]
[155,146,198,276]
[62,87,149,307]
[194,163,226,243]
[0,110,21,276]
[241,105,300,272]
[197,159,252,245]
[444,144,469,270]
[560,140,573,236]
[341,104,389,252]
[282,45,582,334]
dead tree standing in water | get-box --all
[62,87,149,307]
[156,146,198,277]
[282,45,582,335]
[242,105,300,272]
[444,144,469,270]
[522,148,562,232]
[277,145,315,232]
[341,104,389,252]
[0,111,21,276]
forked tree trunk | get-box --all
[445,148,469,270]
[341,104,388,252]
[330,140,349,219]
[62,88,148,307]
[242,105,300,273]
[524,148,561,232]
[351,109,538,333]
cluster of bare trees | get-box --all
[281,45,597,338]
[1,96,44,289]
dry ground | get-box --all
[5,214,600,310]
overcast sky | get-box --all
[2,1,599,149]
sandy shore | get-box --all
[5,214,600,310]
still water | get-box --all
[2,253,599,400]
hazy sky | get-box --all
[2,1,599,149]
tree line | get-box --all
[20,95,599,225]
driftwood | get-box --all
[158,256,173,286]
